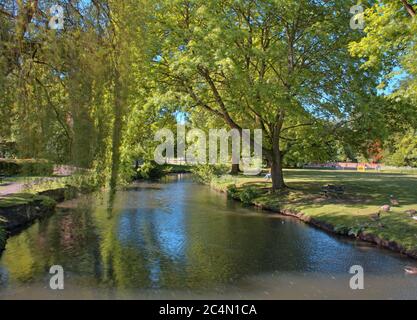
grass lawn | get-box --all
[212,169,417,253]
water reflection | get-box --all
[0,175,417,299]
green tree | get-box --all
[0,1,153,188]
[150,0,380,190]
[384,130,417,167]
[349,0,417,165]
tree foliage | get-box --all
[0,0,415,190]
[149,0,384,189]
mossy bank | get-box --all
[0,185,79,252]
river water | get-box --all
[0,175,417,299]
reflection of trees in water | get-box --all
[96,182,312,290]
[96,184,188,289]
[0,197,103,285]
[185,210,309,286]
[0,181,312,290]
[183,187,312,283]
[1,233,40,282]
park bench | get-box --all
[322,184,345,198]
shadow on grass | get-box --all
[225,170,417,209]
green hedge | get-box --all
[0,159,54,176]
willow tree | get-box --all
[103,0,153,189]
[150,0,379,190]
[0,0,111,165]
[0,0,152,188]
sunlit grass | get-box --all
[212,169,417,252]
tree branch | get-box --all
[185,84,225,119]
[198,66,243,131]
[400,0,416,17]
[0,6,14,18]
[282,122,314,132]
[35,78,72,143]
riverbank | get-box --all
[3,175,417,300]
[0,175,97,252]
[211,169,417,259]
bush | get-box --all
[0,160,20,176]
[191,164,229,184]
[64,186,78,200]
[227,184,239,198]
[239,186,259,205]
[21,160,54,176]
[65,174,100,193]
[34,195,57,210]
[333,224,349,235]
[164,165,192,174]
[136,161,166,180]
[0,159,54,176]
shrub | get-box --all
[239,187,259,205]
[21,160,54,176]
[64,186,78,200]
[164,164,192,174]
[34,195,57,210]
[136,161,166,180]
[65,174,100,193]
[0,159,53,176]
[227,184,239,198]
[192,164,229,184]
[0,160,20,176]
[333,224,349,235]
[348,224,368,237]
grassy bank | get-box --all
[0,174,100,252]
[0,174,99,211]
[0,193,57,208]
[0,192,58,251]
[212,169,417,256]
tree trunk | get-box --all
[270,128,286,191]
[230,163,240,175]
[270,150,286,191]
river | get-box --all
[0,175,417,299]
